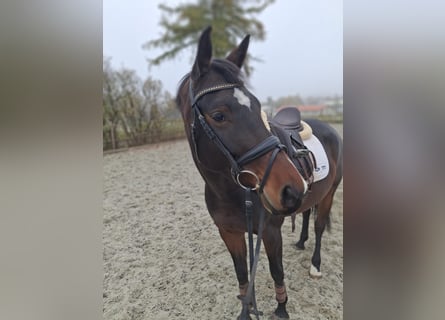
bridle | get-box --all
[189,80,285,193]
[189,79,285,319]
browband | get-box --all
[190,81,241,106]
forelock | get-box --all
[211,59,244,84]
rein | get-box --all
[239,147,282,319]
[189,79,284,319]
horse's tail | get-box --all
[324,128,342,234]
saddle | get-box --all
[269,107,316,186]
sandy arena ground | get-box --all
[103,124,343,320]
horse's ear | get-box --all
[191,26,212,81]
[226,34,250,68]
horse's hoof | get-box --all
[271,310,290,319]
[309,264,322,279]
[272,300,289,319]
[237,309,253,320]
[295,241,305,250]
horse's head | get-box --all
[179,27,308,216]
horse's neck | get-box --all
[199,166,241,198]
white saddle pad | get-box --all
[303,134,329,182]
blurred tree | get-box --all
[144,0,275,76]
[142,77,164,141]
[160,91,181,120]
[116,68,148,146]
[305,96,322,105]
[103,58,183,149]
[103,57,123,149]
[274,94,304,108]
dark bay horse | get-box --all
[176,27,343,319]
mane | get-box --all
[175,59,245,110]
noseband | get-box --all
[189,80,285,192]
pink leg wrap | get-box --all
[275,283,287,303]
[239,283,248,297]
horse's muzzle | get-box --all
[260,185,303,216]
[280,185,302,214]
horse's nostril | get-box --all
[281,186,302,211]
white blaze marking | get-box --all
[233,88,251,110]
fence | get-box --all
[103,115,343,152]
[103,119,186,151]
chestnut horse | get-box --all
[176,27,343,319]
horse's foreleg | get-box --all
[263,224,289,319]
[295,209,311,250]
[309,190,335,279]
[217,228,249,301]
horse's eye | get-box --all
[211,112,225,122]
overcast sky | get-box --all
[103,0,342,101]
